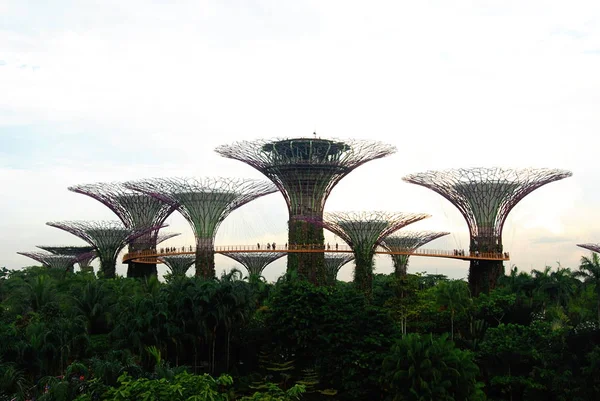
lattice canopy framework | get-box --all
[160,255,195,277]
[17,251,95,272]
[381,231,450,277]
[46,220,161,278]
[36,245,97,271]
[124,177,277,278]
[403,167,572,294]
[221,252,286,277]
[577,243,600,254]
[324,253,355,285]
[215,137,397,284]
[68,182,178,277]
[304,211,429,293]
[156,232,180,245]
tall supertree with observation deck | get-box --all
[124,177,277,278]
[381,231,450,277]
[17,250,96,272]
[215,136,396,285]
[68,182,178,278]
[324,253,355,285]
[46,221,162,278]
[403,167,572,295]
[303,211,429,294]
[221,252,286,278]
[37,245,97,272]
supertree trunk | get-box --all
[469,236,504,295]
[288,218,326,284]
[195,237,215,278]
[354,251,375,296]
[393,255,409,277]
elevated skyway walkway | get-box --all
[123,244,510,264]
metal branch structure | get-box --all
[324,253,355,285]
[46,221,162,278]
[381,231,450,277]
[304,211,429,294]
[577,243,600,254]
[68,182,178,278]
[403,167,572,295]
[36,245,97,272]
[215,136,396,284]
[160,255,195,277]
[124,177,277,278]
[17,251,95,272]
[156,232,180,246]
[220,252,286,278]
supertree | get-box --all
[46,221,162,278]
[324,253,355,285]
[160,255,195,277]
[215,136,396,284]
[124,177,277,278]
[36,245,97,272]
[17,250,95,272]
[403,167,572,295]
[303,211,429,294]
[68,182,178,278]
[577,244,600,253]
[381,231,450,277]
[220,252,286,278]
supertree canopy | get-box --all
[220,252,286,277]
[215,137,397,284]
[324,253,355,285]
[46,220,162,278]
[381,231,450,277]
[160,255,195,277]
[577,243,600,253]
[36,245,97,272]
[17,250,95,272]
[68,182,178,278]
[304,211,429,294]
[124,177,277,278]
[403,167,572,295]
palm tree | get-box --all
[575,252,600,326]
[435,280,471,340]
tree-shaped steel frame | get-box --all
[381,231,450,277]
[36,245,97,271]
[124,177,278,278]
[221,252,286,277]
[68,182,179,277]
[402,167,572,294]
[160,255,195,277]
[324,253,355,285]
[17,250,96,272]
[215,137,396,283]
[304,211,429,293]
[577,243,600,254]
[46,220,162,278]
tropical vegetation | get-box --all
[1,253,600,400]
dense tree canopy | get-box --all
[1,255,600,400]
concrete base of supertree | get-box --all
[468,260,505,296]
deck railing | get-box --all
[122,244,509,263]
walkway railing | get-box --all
[123,244,509,263]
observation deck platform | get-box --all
[123,244,510,264]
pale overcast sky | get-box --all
[1,0,599,281]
